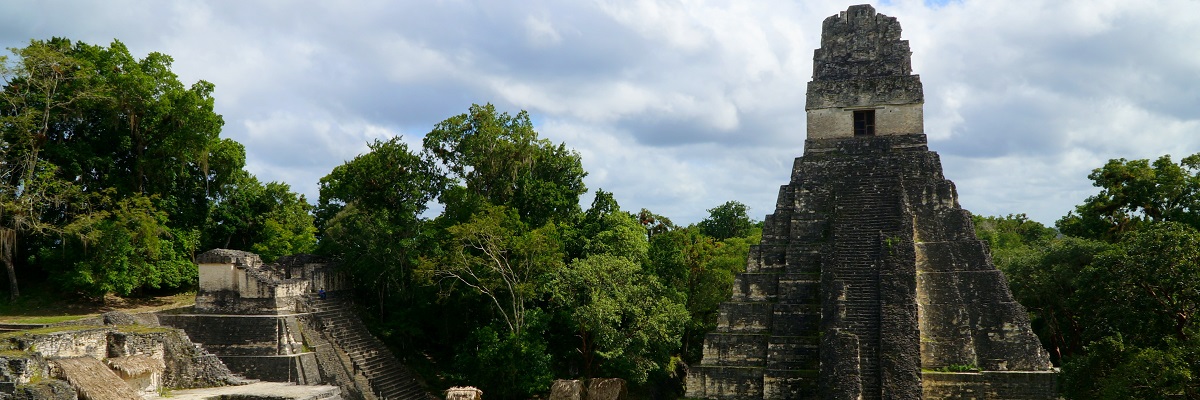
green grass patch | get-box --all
[4,315,89,325]
[0,325,108,340]
[117,325,173,334]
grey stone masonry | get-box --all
[686,5,1055,399]
[812,4,911,81]
[806,5,922,110]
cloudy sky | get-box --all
[3,0,1198,226]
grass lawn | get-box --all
[0,285,195,324]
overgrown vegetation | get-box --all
[312,103,757,398]
[5,37,1199,399]
[976,153,1200,399]
[0,38,315,302]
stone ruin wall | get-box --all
[162,249,341,384]
[195,249,348,315]
[0,314,242,399]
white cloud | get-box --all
[524,14,564,47]
[3,0,1199,227]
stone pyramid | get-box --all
[685,5,1057,400]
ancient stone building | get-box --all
[685,5,1057,399]
[159,249,434,400]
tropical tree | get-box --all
[425,204,563,336]
[317,136,443,309]
[570,189,647,263]
[698,200,755,240]
[57,194,197,298]
[550,253,688,383]
[423,103,586,228]
[0,38,99,299]
[450,310,554,399]
[1058,154,1200,241]
[648,225,757,362]
[1090,222,1200,343]
[205,173,316,262]
[2,37,251,299]
[637,208,676,240]
[1058,222,1200,399]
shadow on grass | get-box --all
[0,283,195,324]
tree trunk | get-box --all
[3,260,17,301]
[1,228,17,300]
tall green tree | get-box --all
[1058,154,1200,241]
[698,200,755,240]
[57,194,198,298]
[1091,222,1200,343]
[2,37,246,299]
[648,225,757,363]
[28,39,228,232]
[550,253,688,383]
[570,189,647,263]
[450,312,554,399]
[1,38,99,299]
[317,136,443,309]
[424,204,564,336]
[422,103,586,228]
[637,208,676,240]
[205,172,316,262]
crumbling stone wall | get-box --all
[171,249,355,385]
[0,322,240,398]
[157,312,320,384]
[4,379,77,400]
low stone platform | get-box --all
[152,381,341,400]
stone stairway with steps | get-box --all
[301,294,434,400]
[686,135,934,399]
[826,168,907,399]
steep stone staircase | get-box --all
[828,168,906,398]
[301,294,434,400]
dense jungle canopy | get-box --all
[2,39,1198,399]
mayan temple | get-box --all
[685,5,1058,400]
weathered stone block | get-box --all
[915,241,994,272]
[8,379,77,400]
[586,378,626,400]
[446,387,483,400]
[776,275,819,304]
[732,274,779,303]
[549,380,583,400]
[770,304,820,336]
[763,368,818,399]
[702,334,769,366]
[717,303,774,333]
[687,366,764,399]
[923,371,1057,400]
[765,336,819,370]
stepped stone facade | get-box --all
[685,5,1057,399]
[159,249,434,400]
